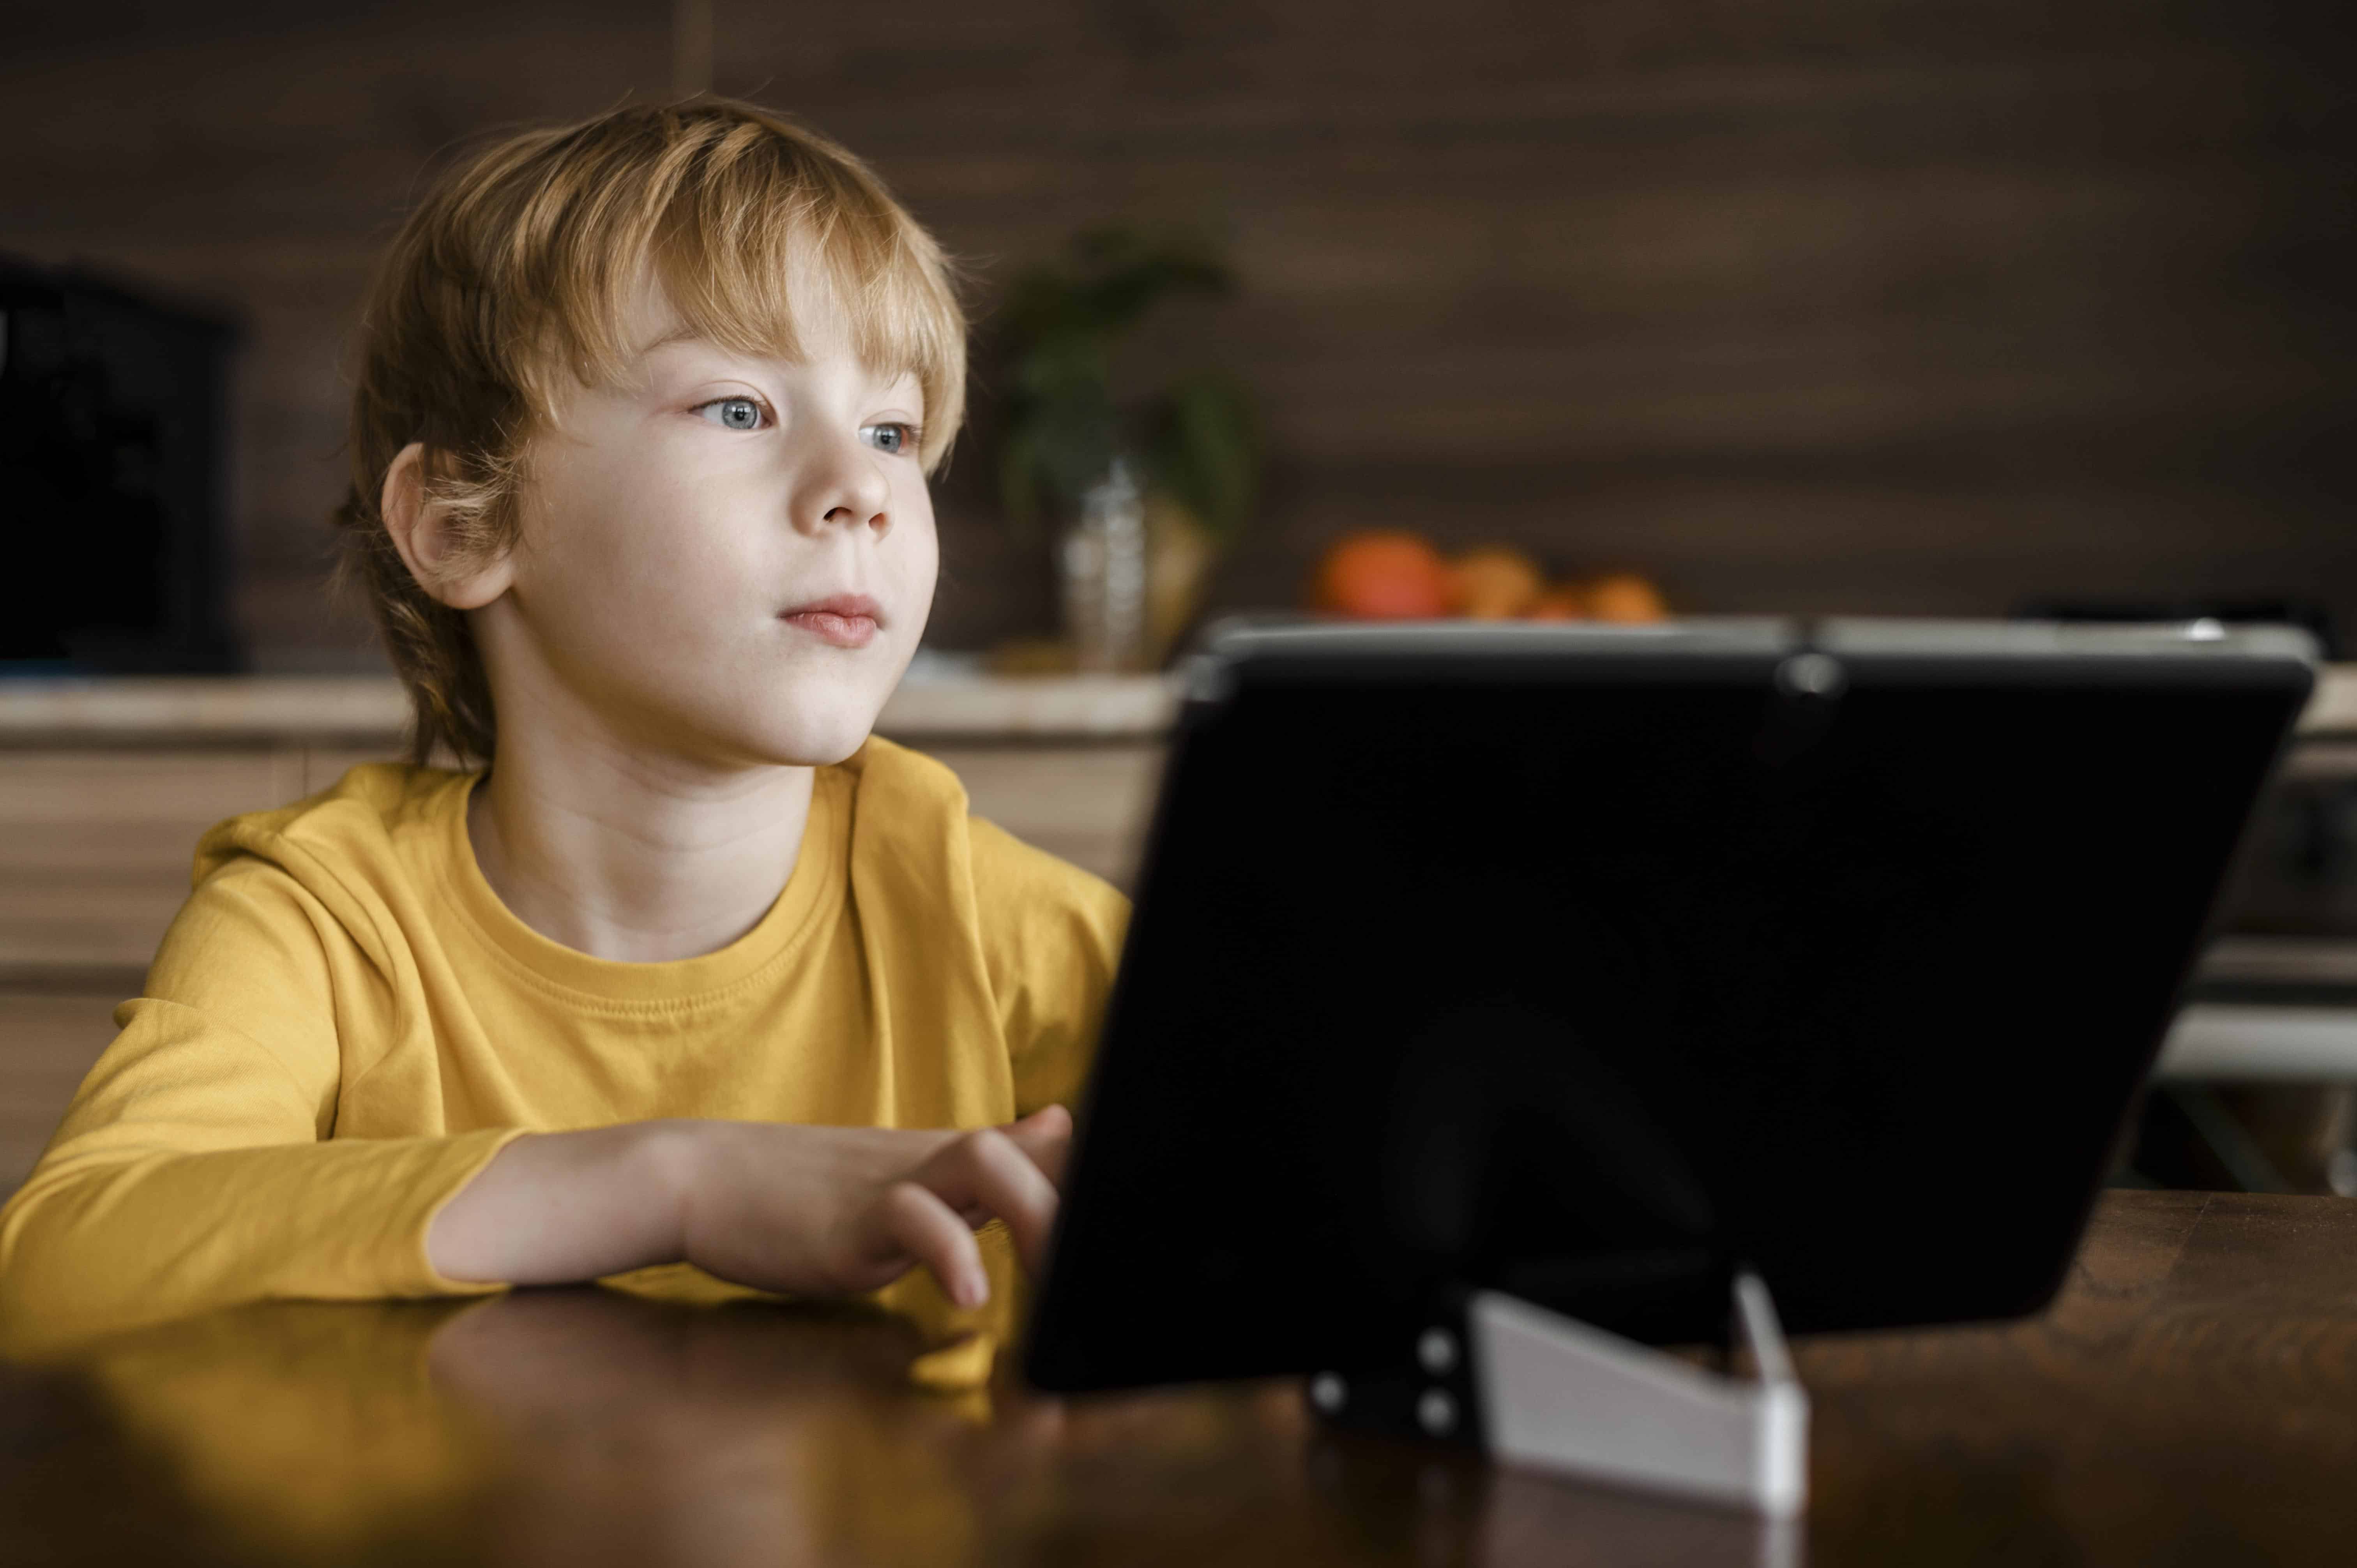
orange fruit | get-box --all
[1584,572,1670,623]
[1523,586,1589,621]
[1309,530,1454,619]
[1448,546,1546,620]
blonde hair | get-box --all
[334,98,966,765]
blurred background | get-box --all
[4,0,2354,667]
[3,2,2356,1199]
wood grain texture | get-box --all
[2,1191,2353,1564]
[1798,1192,2357,1564]
[4,2,2350,662]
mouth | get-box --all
[779,593,884,650]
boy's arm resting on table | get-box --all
[0,860,526,1356]
[424,1107,1070,1312]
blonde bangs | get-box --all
[513,107,966,470]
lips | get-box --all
[780,593,883,650]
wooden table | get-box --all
[3,1190,2354,1566]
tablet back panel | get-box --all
[1025,622,2314,1391]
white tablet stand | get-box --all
[1306,1270,1809,1516]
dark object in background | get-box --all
[0,256,240,672]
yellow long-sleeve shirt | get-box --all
[0,738,1128,1357]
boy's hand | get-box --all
[426,1106,1074,1311]
[675,1105,1071,1309]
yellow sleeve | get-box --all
[0,856,521,1358]
[965,818,1131,1118]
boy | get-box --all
[0,100,1127,1356]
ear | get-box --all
[379,441,517,611]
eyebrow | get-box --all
[635,325,710,356]
[630,327,924,402]
[630,327,808,372]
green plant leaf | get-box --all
[991,224,1261,540]
[998,424,1045,538]
[1145,371,1261,543]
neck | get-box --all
[465,706,816,965]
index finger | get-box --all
[997,1104,1072,1189]
[914,1128,1061,1275]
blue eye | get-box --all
[700,397,764,431]
[861,422,917,455]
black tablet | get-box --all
[1024,619,2315,1391]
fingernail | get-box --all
[959,1271,989,1309]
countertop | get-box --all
[0,662,2350,746]
[0,671,1181,745]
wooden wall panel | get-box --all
[3,0,2350,660]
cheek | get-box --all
[522,454,754,632]
[887,492,941,607]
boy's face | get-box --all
[483,283,938,767]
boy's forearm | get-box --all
[1,1132,525,1356]
[426,1121,695,1285]
[421,1114,1065,1304]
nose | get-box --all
[799,428,893,539]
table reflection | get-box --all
[2,1285,1802,1567]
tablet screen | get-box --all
[1026,622,2313,1391]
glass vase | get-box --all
[1058,459,1150,673]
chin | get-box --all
[733,676,894,766]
